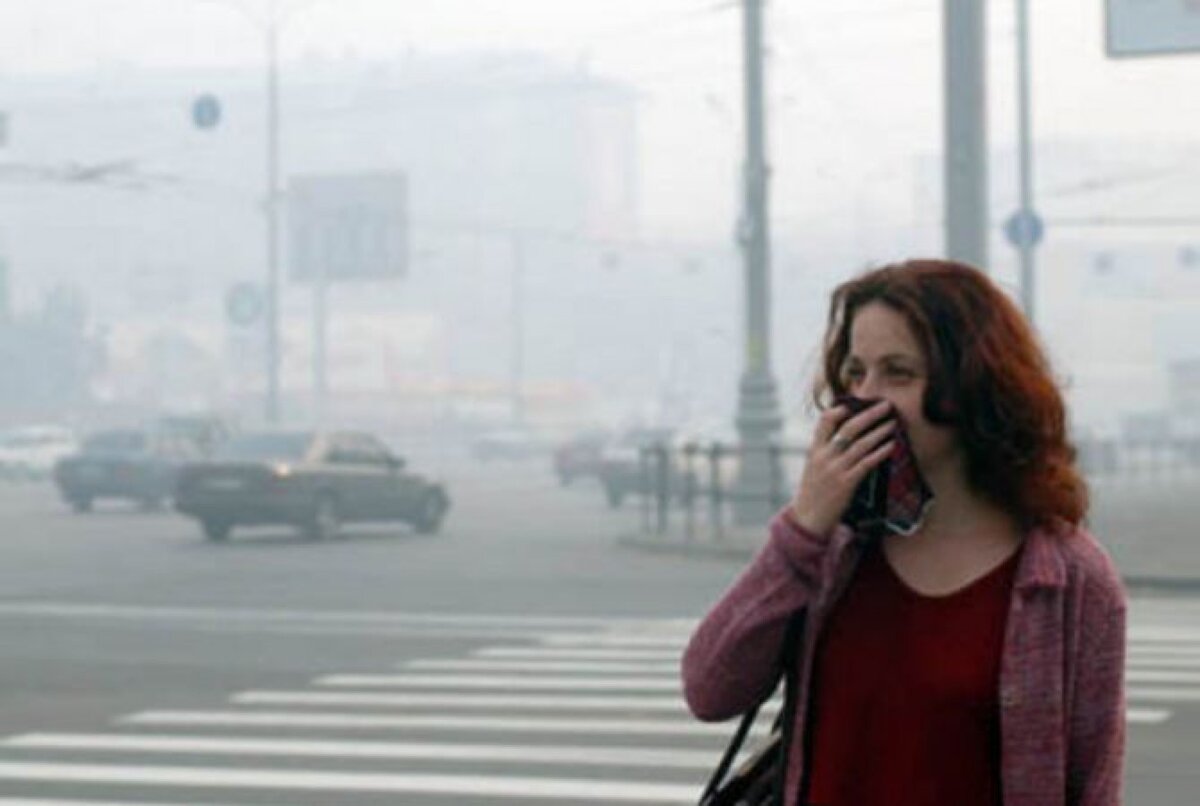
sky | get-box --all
[3,0,1200,243]
[4,0,1200,430]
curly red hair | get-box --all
[813,259,1087,531]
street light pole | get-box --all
[943,0,989,268]
[733,0,783,525]
[265,10,282,422]
[510,234,525,427]
[199,0,328,423]
[1015,0,1037,323]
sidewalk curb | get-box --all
[618,534,1200,594]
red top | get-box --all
[803,538,1022,806]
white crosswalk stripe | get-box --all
[119,710,773,738]
[405,659,681,673]
[0,605,1191,805]
[0,614,716,805]
[315,673,683,691]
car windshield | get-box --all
[216,433,312,462]
[622,429,672,447]
[82,431,146,454]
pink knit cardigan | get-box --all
[683,510,1127,806]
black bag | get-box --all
[698,612,806,806]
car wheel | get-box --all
[70,497,93,513]
[202,519,231,542]
[413,491,448,535]
[305,493,340,540]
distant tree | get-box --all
[0,285,101,418]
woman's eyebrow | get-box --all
[846,353,919,364]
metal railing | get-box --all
[1076,436,1200,481]
[635,441,807,542]
[632,436,1200,544]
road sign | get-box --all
[1004,209,1044,248]
[288,172,408,283]
[225,283,264,328]
[1106,0,1200,57]
[192,94,222,130]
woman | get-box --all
[683,259,1126,806]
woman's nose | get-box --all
[857,372,883,400]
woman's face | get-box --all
[841,301,959,474]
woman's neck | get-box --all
[907,457,1021,552]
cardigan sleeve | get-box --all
[1067,580,1127,805]
[681,508,835,722]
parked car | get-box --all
[174,430,450,542]
[552,429,611,486]
[0,425,78,481]
[53,428,204,511]
[596,427,678,508]
[470,427,552,461]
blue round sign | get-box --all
[225,283,264,327]
[1004,209,1044,248]
[192,94,222,130]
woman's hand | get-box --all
[789,400,897,538]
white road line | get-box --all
[1127,708,1173,724]
[316,674,681,692]
[0,602,681,631]
[0,762,698,803]
[475,647,682,661]
[120,709,768,737]
[119,705,1163,731]
[1128,626,1200,642]
[182,624,589,641]
[1129,686,1200,702]
[1128,645,1200,657]
[233,690,720,713]
[404,659,681,674]
[2,733,719,770]
[542,635,688,649]
[1127,657,1200,669]
[0,801,248,806]
[1126,670,1200,685]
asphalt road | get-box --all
[0,454,1196,804]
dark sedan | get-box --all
[53,429,205,511]
[174,430,450,542]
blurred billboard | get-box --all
[1106,0,1200,57]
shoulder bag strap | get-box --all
[772,610,807,802]
[698,609,807,802]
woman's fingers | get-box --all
[814,405,848,447]
[852,434,897,475]
[825,401,893,456]
[839,417,896,466]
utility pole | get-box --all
[943,0,989,268]
[1014,0,1039,322]
[510,235,525,426]
[201,0,325,423]
[733,0,783,524]
[311,243,328,427]
[265,8,282,422]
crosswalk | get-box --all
[0,605,1194,804]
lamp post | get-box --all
[197,0,326,423]
[732,0,784,525]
